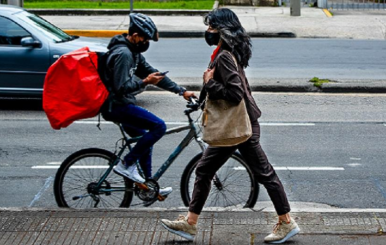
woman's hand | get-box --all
[203,68,215,84]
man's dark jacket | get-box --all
[101,34,184,107]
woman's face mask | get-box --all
[205,30,220,46]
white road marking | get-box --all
[274,167,344,171]
[74,121,315,126]
[233,166,344,171]
[347,163,362,167]
[350,158,361,161]
[74,121,113,125]
[46,162,61,165]
[32,165,109,169]
[35,165,343,170]
[260,123,315,126]
[29,176,54,207]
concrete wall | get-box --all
[224,0,277,5]
[223,0,253,5]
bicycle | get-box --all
[53,98,259,209]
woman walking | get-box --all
[160,8,300,244]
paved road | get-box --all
[96,38,386,80]
[1,92,386,209]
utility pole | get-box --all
[7,0,23,7]
[290,0,301,16]
[130,0,133,13]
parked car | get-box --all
[0,5,108,97]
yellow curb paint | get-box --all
[323,9,332,18]
[64,30,126,38]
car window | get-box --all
[0,16,30,45]
[17,11,73,43]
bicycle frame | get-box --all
[98,110,206,191]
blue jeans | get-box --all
[102,104,167,178]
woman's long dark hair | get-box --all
[204,8,252,68]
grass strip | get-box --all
[24,1,213,10]
[309,77,332,88]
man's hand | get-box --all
[143,72,165,85]
[182,91,196,101]
[203,68,215,84]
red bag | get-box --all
[43,47,109,130]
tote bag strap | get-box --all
[222,50,250,94]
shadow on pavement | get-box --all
[0,98,43,111]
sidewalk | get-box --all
[1,207,385,244]
[35,6,386,39]
[33,6,386,93]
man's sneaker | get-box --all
[160,215,197,241]
[113,160,145,183]
[159,187,173,197]
[264,218,300,244]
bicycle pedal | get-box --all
[157,194,167,202]
[135,183,149,191]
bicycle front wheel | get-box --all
[54,148,133,208]
[180,152,259,209]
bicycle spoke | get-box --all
[56,150,132,208]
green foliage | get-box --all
[24,0,213,10]
[309,77,331,88]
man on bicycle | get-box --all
[100,13,195,198]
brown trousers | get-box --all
[189,120,291,215]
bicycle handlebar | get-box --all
[185,97,200,114]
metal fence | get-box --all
[279,0,385,10]
[327,0,386,10]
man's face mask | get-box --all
[135,41,150,53]
[133,35,150,53]
[205,31,220,46]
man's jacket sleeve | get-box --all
[111,50,146,96]
[135,54,184,94]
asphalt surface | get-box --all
[1,92,386,209]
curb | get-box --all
[144,81,386,93]
[28,8,210,16]
[65,30,296,38]
[2,206,386,213]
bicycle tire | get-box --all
[54,148,133,208]
[180,152,259,208]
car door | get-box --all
[0,15,49,96]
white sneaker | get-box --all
[159,187,173,197]
[113,160,145,183]
[161,215,196,241]
[264,218,300,244]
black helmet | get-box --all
[129,13,159,42]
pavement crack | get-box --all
[285,167,296,192]
[372,213,384,235]
[209,213,214,245]
[0,148,9,158]
[117,15,128,30]
[376,17,386,40]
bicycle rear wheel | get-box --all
[180,152,259,209]
[54,148,133,208]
